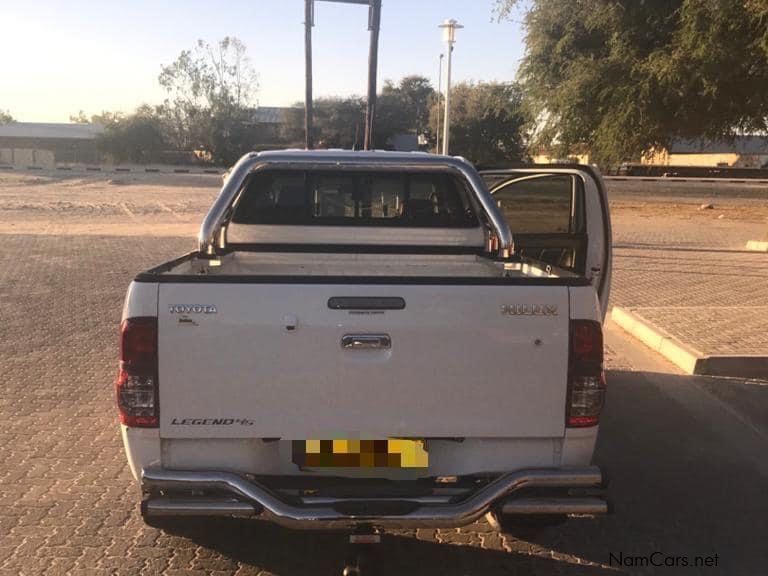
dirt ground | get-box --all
[610,197,768,228]
[0,172,219,237]
[1,172,766,239]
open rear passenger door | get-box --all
[481,166,612,318]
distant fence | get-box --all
[604,164,768,179]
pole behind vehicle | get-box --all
[364,0,382,150]
[303,0,382,151]
[305,0,314,150]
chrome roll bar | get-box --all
[197,151,514,257]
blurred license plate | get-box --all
[292,439,428,468]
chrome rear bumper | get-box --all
[141,466,608,530]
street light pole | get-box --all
[439,19,463,156]
[435,53,443,154]
[304,0,314,150]
[442,43,453,156]
[364,0,382,150]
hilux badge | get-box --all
[501,304,558,317]
[169,304,218,314]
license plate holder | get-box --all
[292,439,428,468]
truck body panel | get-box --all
[157,281,570,440]
[116,151,612,530]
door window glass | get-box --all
[493,174,575,234]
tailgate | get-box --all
[158,283,569,439]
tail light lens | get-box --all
[567,320,606,428]
[116,317,158,428]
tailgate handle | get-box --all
[341,334,391,350]
[329,297,405,310]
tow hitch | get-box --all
[342,526,381,576]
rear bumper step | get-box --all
[501,497,608,516]
[141,466,608,529]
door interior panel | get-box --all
[514,234,588,274]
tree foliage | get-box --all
[314,97,367,149]
[159,37,257,113]
[95,105,167,164]
[375,75,435,147]
[497,0,768,162]
[158,37,259,164]
[0,110,13,124]
[85,33,528,167]
[281,79,526,164]
[282,98,366,149]
[282,76,436,151]
[69,111,89,124]
[429,82,528,165]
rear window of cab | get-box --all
[232,170,479,228]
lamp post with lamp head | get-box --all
[438,18,463,156]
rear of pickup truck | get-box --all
[117,151,611,531]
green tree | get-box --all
[282,97,366,149]
[96,105,167,164]
[397,75,435,134]
[69,111,89,123]
[283,77,435,151]
[90,110,124,126]
[375,75,435,147]
[279,107,306,147]
[313,97,366,149]
[497,0,768,163]
[430,82,528,165]
[0,110,13,124]
[158,37,259,163]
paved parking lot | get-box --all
[610,188,768,360]
[1,173,767,575]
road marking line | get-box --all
[156,200,184,221]
[119,202,138,222]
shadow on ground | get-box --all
[162,518,616,576]
[149,369,768,575]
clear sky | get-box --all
[1,0,526,122]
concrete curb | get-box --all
[605,176,768,184]
[611,307,768,379]
[612,307,701,374]
[745,241,768,252]
[0,164,224,175]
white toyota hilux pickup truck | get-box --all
[117,150,612,536]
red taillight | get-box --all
[116,317,158,428]
[567,320,606,428]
